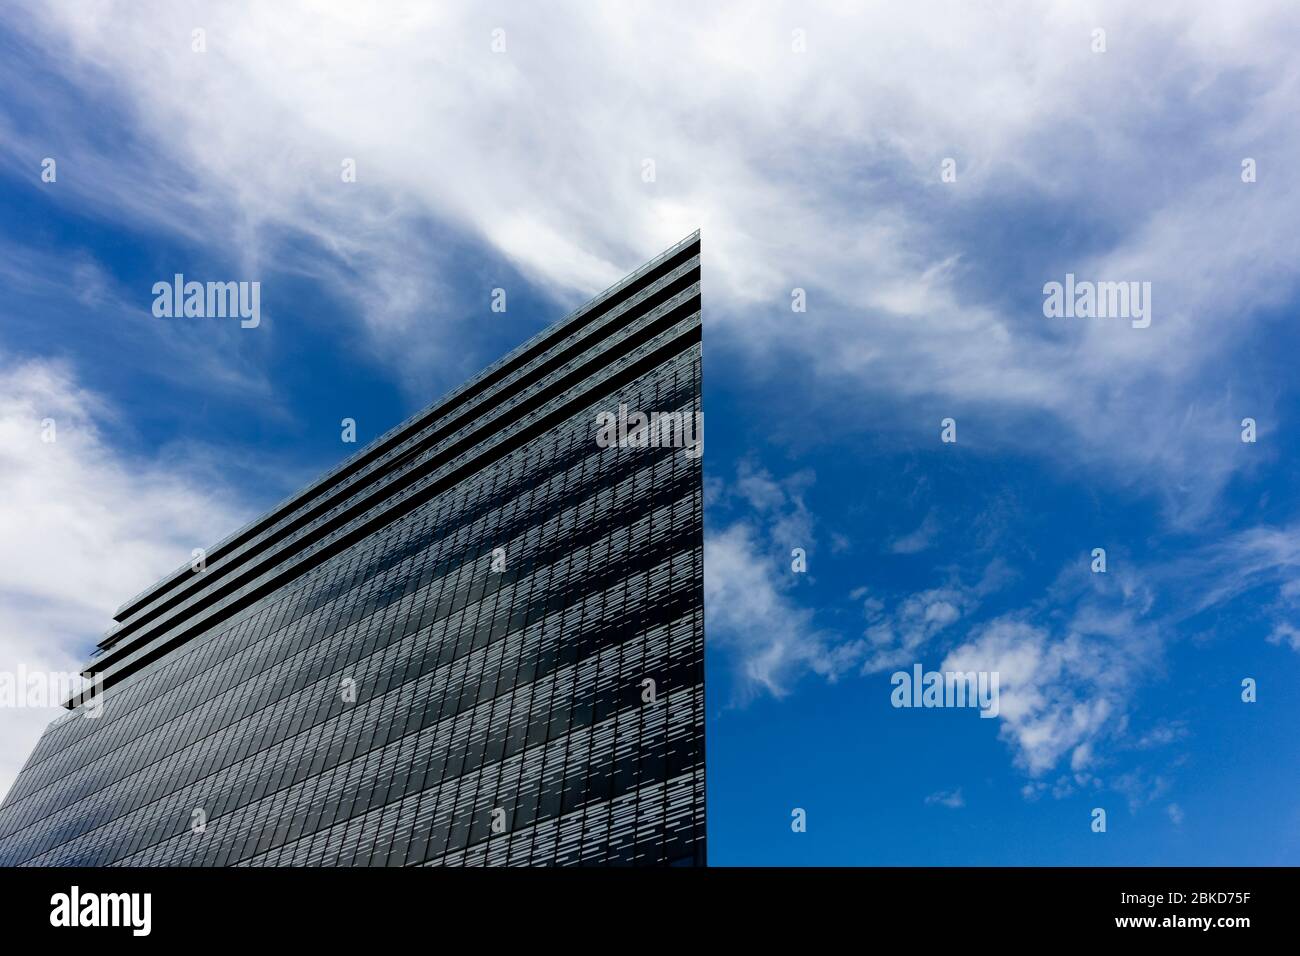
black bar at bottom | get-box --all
[0,865,1288,942]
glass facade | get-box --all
[0,233,705,867]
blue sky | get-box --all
[1,2,1298,864]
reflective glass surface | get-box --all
[0,235,705,867]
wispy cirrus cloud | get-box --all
[3,0,1298,524]
[889,511,939,555]
[937,525,1300,783]
[0,356,248,797]
[705,465,867,699]
[925,788,965,809]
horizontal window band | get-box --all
[112,236,700,625]
[92,293,699,673]
[105,258,699,646]
[73,320,702,701]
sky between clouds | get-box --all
[1,1,1298,859]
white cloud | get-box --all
[933,526,1300,783]
[0,357,246,798]
[942,601,1161,779]
[924,788,965,809]
[1267,623,1300,652]
[0,239,276,404]
[853,561,1011,676]
[5,0,1297,520]
[1110,769,1173,813]
[1148,522,1300,649]
[889,512,939,555]
[861,585,976,675]
[1133,721,1189,750]
[1189,525,1300,613]
[704,522,862,699]
[705,466,866,698]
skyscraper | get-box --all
[0,232,705,867]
